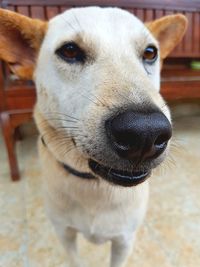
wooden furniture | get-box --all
[1,0,200,181]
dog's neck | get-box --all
[41,136,95,180]
[34,106,96,180]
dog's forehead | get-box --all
[46,7,152,49]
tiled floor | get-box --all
[0,115,200,267]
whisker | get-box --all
[80,93,100,106]
[42,136,71,147]
[117,90,131,103]
[48,135,85,143]
[108,165,113,177]
[160,102,169,112]
[90,92,110,109]
[45,112,80,121]
[44,117,78,124]
[63,144,81,157]
[56,126,79,130]
[41,130,85,142]
[57,143,75,158]
[169,137,185,155]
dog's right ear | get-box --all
[0,9,47,79]
[146,14,188,60]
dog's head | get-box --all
[0,7,187,186]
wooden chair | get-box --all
[0,65,36,180]
[0,0,200,181]
[0,1,68,181]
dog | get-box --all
[0,7,187,267]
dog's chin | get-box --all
[88,159,151,187]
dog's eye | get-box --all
[143,45,158,64]
[56,42,86,63]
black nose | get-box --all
[105,110,172,161]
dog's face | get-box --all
[0,7,187,186]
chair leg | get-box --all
[14,126,23,141]
[0,112,20,181]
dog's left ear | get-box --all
[0,9,47,79]
[146,14,188,59]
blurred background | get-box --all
[0,1,200,267]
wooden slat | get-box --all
[155,9,164,18]
[60,6,70,13]
[46,6,59,19]
[6,5,15,11]
[0,62,4,111]
[9,110,33,129]
[161,80,200,100]
[2,0,200,12]
[126,8,134,15]
[6,96,36,110]
[16,6,29,16]
[31,6,45,19]
[164,10,174,15]
[193,12,200,54]
[145,9,154,22]
[173,44,183,56]
[135,8,145,21]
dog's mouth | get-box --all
[88,159,151,187]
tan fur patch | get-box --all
[146,14,188,59]
[0,8,47,79]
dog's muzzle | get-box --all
[89,109,171,187]
[105,109,172,162]
[89,159,150,186]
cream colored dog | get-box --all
[0,7,187,267]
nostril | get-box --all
[154,133,171,150]
[155,134,167,145]
[106,118,138,149]
[113,131,137,148]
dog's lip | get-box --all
[88,159,151,187]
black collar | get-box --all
[41,136,96,180]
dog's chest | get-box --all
[75,202,130,237]
[46,180,149,243]
[60,197,139,243]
